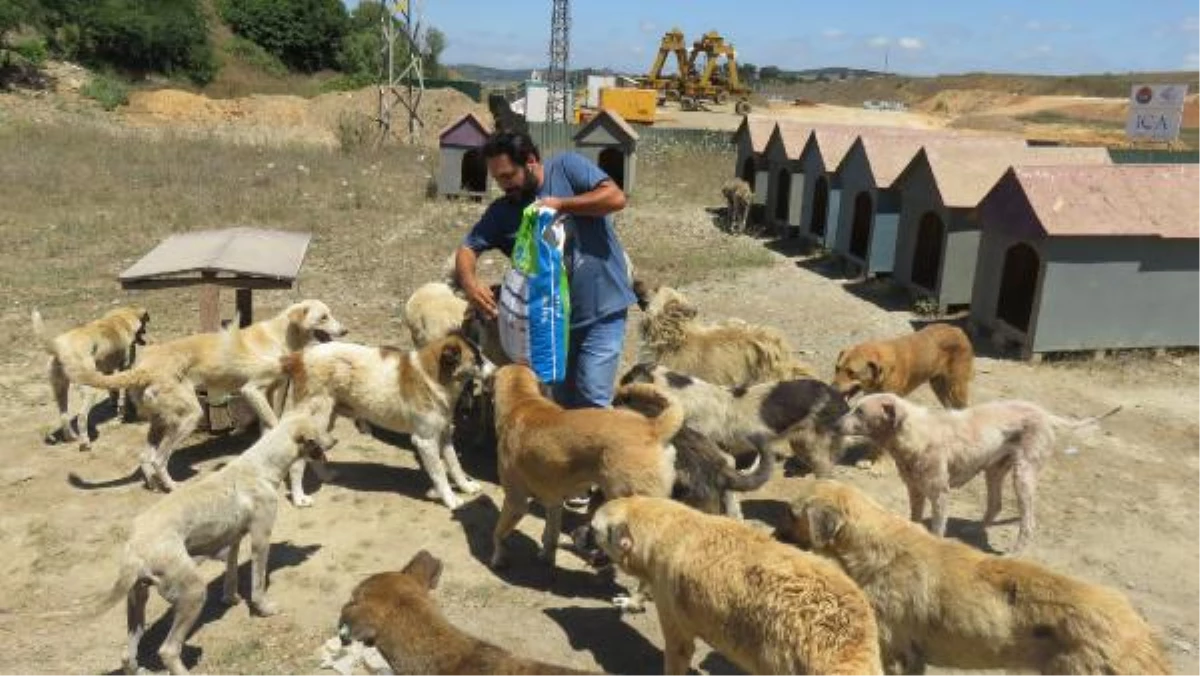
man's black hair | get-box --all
[482,131,541,166]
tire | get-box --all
[734,99,752,115]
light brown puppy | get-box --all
[780,479,1171,675]
[633,282,814,386]
[833,323,973,409]
[838,393,1119,553]
[32,305,150,448]
[77,406,336,676]
[490,363,681,570]
[282,333,494,509]
[592,496,882,674]
[338,551,596,674]
[78,300,347,492]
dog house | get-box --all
[969,164,1199,358]
[572,109,639,195]
[793,127,860,248]
[763,123,819,238]
[437,113,493,199]
[892,144,1109,312]
[732,115,778,226]
[119,227,312,429]
[831,131,965,277]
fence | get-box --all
[527,121,735,158]
[1107,148,1199,164]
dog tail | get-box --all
[69,366,155,392]
[721,434,775,492]
[39,556,142,620]
[622,383,684,444]
[1047,404,1122,430]
[31,308,55,353]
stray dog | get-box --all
[78,300,347,492]
[611,381,773,517]
[76,406,335,675]
[591,496,882,674]
[619,363,848,478]
[282,332,494,509]
[490,364,681,570]
[721,178,753,234]
[632,282,813,386]
[780,479,1170,674]
[32,305,150,448]
[839,393,1121,552]
[833,323,974,408]
[403,281,469,348]
[338,550,595,674]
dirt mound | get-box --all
[915,89,1026,117]
[122,85,490,147]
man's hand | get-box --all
[537,196,564,212]
[465,282,498,320]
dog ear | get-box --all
[440,341,464,373]
[804,500,845,550]
[288,303,309,326]
[865,359,882,383]
[403,550,444,590]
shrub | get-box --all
[81,71,128,109]
[219,0,348,72]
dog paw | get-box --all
[612,595,646,613]
[251,599,280,617]
[457,479,481,495]
[221,592,242,606]
[291,494,314,508]
[489,555,508,570]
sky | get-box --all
[345,1,1200,76]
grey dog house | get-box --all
[437,113,493,199]
[968,163,1199,358]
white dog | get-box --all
[838,393,1119,552]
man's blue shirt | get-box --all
[462,151,636,328]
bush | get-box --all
[12,36,48,65]
[223,36,287,77]
[37,0,216,84]
[81,71,128,109]
[219,0,348,72]
[335,111,376,153]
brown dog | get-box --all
[338,551,595,674]
[490,363,681,570]
[833,323,973,409]
[779,479,1171,675]
[592,496,882,674]
[32,305,150,448]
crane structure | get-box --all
[545,0,571,124]
[638,28,752,113]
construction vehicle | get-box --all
[638,28,752,114]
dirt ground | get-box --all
[0,87,1196,675]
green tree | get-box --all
[759,65,781,81]
[422,26,444,78]
[220,0,349,72]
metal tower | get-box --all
[378,0,426,145]
[546,0,570,124]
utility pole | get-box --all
[546,0,570,124]
[378,0,426,146]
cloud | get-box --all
[1186,53,1200,68]
[1183,16,1200,32]
[1024,19,1074,33]
[898,37,924,50]
[867,36,890,48]
[822,28,845,39]
[639,20,657,33]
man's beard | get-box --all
[504,168,539,205]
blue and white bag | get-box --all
[498,204,571,383]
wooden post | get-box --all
[199,271,220,333]
[236,288,253,327]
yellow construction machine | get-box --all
[638,28,752,114]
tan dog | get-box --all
[78,300,347,492]
[32,305,150,449]
[490,364,681,570]
[281,333,494,509]
[833,323,974,409]
[338,550,595,674]
[591,496,882,674]
[839,393,1120,552]
[633,282,813,386]
[75,406,335,675]
[780,479,1170,674]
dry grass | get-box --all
[0,117,769,358]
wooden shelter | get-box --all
[573,109,639,195]
[437,113,493,199]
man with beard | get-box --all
[454,130,636,410]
